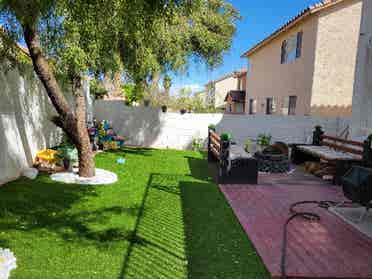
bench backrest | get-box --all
[321,135,364,156]
[208,130,221,159]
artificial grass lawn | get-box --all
[0,148,269,279]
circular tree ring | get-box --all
[50,168,118,185]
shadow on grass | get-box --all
[184,154,219,183]
[0,176,139,247]
[109,147,154,157]
[119,173,187,279]
[119,171,269,279]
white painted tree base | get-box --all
[50,168,118,185]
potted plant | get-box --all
[220,133,232,143]
[161,105,167,113]
[244,138,253,153]
[363,134,372,166]
[313,125,324,145]
[208,124,216,131]
[257,133,272,151]
[56,145,78,172]
[368,134,372,144]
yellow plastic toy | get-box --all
[35,149,58,167]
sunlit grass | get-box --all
[0,148,269,278]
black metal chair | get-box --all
[340,166,372,222]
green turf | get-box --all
[0,148,269,279]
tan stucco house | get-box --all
[351,0,372,138]
[207,69,247,113]
[242,0,363,117]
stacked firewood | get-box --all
[304,161,335,180]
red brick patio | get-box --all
[220,169,372,279]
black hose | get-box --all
[281,200,349,279]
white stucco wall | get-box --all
[0,63,65,185]
[351,0,372,138]
[95,100,349,150]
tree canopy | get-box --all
[0,0,239,176]
[121,0,239,89]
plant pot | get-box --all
[256,145,264,153]
[63,159,73,172]
[161,105,167,113]
[144,99,150,107]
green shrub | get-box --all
[208,124,216,130]
[191,137,204,151]
[56,146,78,162]
[220,133,232,141]
[244,138,252,152]
[257,134,271,146]
[90,79,108,99]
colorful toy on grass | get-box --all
[97,120,126,150]
[116,158,126,164]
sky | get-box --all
[1,0,321,94]
[170,0,321,94]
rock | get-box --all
[0,248,17,279]
[22,168,39,180]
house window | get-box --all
[249,99,257,114]
[266,97,276,115]
[237,79,241,90]
[281,31,303,64]
[288,96,297,115]
[282,96,297,115]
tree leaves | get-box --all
[1,0,239,89]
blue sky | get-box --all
[170,0,321,93]
[1,0,321,93]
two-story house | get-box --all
[207,69,247,113]
[351,0,372,138]
[242,0,363,117]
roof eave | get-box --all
[241,0,347,58]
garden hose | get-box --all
[281,200,352,279]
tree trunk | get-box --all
[23,24,95,177]
[72,77,96,177]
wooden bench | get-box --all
[299,135,364,161]
[208,129,222,161]
[292,130,372,184]
[207,129,258,184]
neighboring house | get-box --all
[242,0,363,117]
[208,69,247,113]
[225,90,246,113]
[194,90,208,107]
